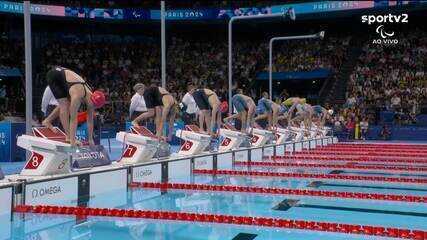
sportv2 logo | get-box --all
[361,13,408,45]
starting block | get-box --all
[175,125,211,156]
[116,126,164,164]
[288,126,305,142]
[275,127,296,144]
[219,124,250,151]
[17,127,111,176]
[319,126,331,137]
[249,127,274,147]
[17,127,72,176]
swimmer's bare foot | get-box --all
[42,120,57,132]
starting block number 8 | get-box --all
[25,152,44,169]
[181,141,193,151]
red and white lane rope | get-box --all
[14,205,426,239]
[334,143,427,148]
[315,147,427,154]
[129,182,427,203]
[193,169,427,185]
[270,155,427,164]
[292,151,427,158]
[235,161,427,173]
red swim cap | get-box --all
[90,90,106,109]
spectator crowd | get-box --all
[1,26,426,142]
[26,33,347,124]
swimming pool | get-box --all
[2,141,427,240]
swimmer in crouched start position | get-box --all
[131,82,177,141]
[188,84,222,136]
[46,66,106,146]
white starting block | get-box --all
[219,124,248,151]
[275,127,296,144]
[307,128,318,139]
[249,127,274,147]
[320,126,331,137]
[116,126,160,164]
[17,127,72,176]
[175,125,211,156]
[288,126,305,142]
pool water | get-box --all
[5,170,427,240]
[2,140,427,240]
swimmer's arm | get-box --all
[287,103,297,122]
[320,111,326,127]
[240,112,247,133]
[86,106,95,145]
[69,96,82,146]
[272,105,279,127]
[224,113,240,122]
[254,113,268,121]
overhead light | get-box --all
[318,31,325,40]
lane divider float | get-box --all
[14,205,426,239]
[129,182,427,203]
[235,161,427,173]
[292,151,427,158]
[193,169,427,185]
[271,155,427,164]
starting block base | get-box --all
[176,125,211,156]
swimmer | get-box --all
[131,82,177,141]
[254,92,282,130]
[311,105,333,128]
[285,97,313,131]
[223,89,256,133]
[188,84,222,136]
[46,66,106,146]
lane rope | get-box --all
[193,169,427,185]
[14,205,426,239]
[235,161,427,172]
[271,155,427,164]
[129,182,427,203]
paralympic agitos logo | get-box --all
[361,13,408,45]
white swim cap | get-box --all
[328,109,334,115]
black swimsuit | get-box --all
[192,89,211,110]
[143,86,163,109]
[46,67,91,99]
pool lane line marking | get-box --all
[14,205,427,239]
[232,233,257,240]
[272,199,427,217]
[129,182,427,203]
[193,169,427,185]
[234,161,427,173]
[326,170,427,179]
[271,156,427,164]
[308,180,427,192]
[291,151,427,157]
